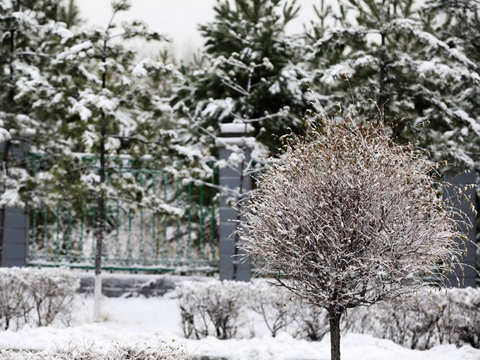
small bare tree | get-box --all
[238,118,469,360]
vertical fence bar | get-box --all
[104,205,109,262]
[66,208,72,261]
[140,207,145,264]
[139,172,145,264]
[43,209,48,260]
[29,156,37,260]
[115,201,120,262]
[152,175,158,265]
[31,210,36,259]
[127,209,133,264]
[79,209,84,261]
[90,207,96,261]
[199,184,205,259]
[55,205,60,257]
[162,172,168,261]
[210,169,216,261]
[175,178,181,260]
[187,181,192,260]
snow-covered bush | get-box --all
[0,268,78,330]
[0,268,32,330]
[248,281,297,338]
[24,268,78,327]
[440,288,480,348]
[177,280,249,339]
[175,279,480,349]
[238,118,469,360]
[344,293,444,349]
[344,288,480,350]
[0,342,189,360]
[293,300,329,342]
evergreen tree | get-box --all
[58,0,83,29]
[0,0,80,210]
[172,0,310,153]
[1,0,203,317]
[43,0,185,319]
[425,0,480,167]
[305,0,479,169]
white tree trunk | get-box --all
[93,273,102,321]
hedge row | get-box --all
[0,343,188,360]
[177,279,480,350]
[0,267,78,330]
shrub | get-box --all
[177,280,249,339]
[0,267,78,330]
[0,343,189,360]
[293,300,329,342]
[248,281,297,337]
[343,288,480,350]
[238,119,469,360]
[176,278,480,349]
[0,268,32,330]
[23,268,77,327]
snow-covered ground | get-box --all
[0,294,478,360]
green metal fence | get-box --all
[27,160,219,273]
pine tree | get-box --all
[42,0,181,319]
[424,0,480,168]
[0,0,78,260]
[58,0,83,28]
[172,0,311,153]
[305,0,480,170]
[1,0,201,317]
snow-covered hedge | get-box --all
[177,279,325,340]
[0,343,188,360]
[344,287,480,350]
[177,279,480,349]
[0,268,78,330]
[177,280,249,339]
[247,281,297,337]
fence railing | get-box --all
[26,157,219,273]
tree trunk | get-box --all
[94,46,108,322]
[328,309,342,360]
[93,194,104,321]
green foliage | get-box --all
[172,0,311,152]
[305,0,480,170]
[57,0,83,28]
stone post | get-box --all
[216,123,254,281]
[1,208,28,267]
[0,141,29,267]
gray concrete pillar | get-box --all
[1,208,28,267]
[444,170,477,288]
[216,124,255,281]
[0,141,29,267]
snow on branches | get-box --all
[240,118,469,308]
[238,117,470,359]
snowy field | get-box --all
[0,294,479,360]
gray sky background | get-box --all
[78,0,320,59]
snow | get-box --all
[201,98,235,120]
[0,294,478,360]
[132,62,148,77]
[53,26,74,44]
[57,41,93,61]
[220,123,255,134]
[0,128,10,142]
